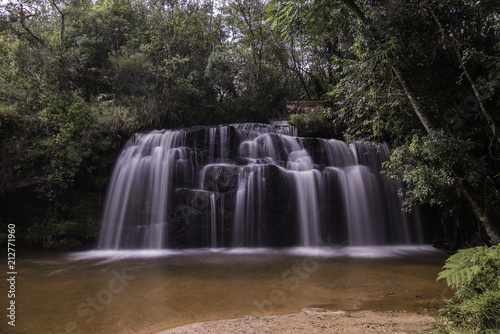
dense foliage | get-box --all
[268,0,500,246]
[434,244,500,333]
[1,0,499,249]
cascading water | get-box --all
[98,123,423,249]
[98,130,184,249]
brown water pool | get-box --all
[0,246,453,334]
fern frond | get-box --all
[437,244,500,300]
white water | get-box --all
[72,245,442,260]
[98,123,423,249]
[98,130,184,249]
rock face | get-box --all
[98,123,424,249]
[201,165,240,193]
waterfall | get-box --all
[98,123,423,249]
[98,130,184,249]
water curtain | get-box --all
[98,123,422,249]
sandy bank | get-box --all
[158,308,435,334]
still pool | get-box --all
[0,246,452,334]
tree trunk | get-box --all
[392,67,433,135]
[428,5,498,144]
[460,65,498,144]
[340,0,372,26]
[394,65,500,243]
[289,45,312,100]
[459,184,500,244]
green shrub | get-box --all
[434,244,500,333]
[25,217,100,249]
[289,112,339,138]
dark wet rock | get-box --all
[201,165,240,193]
[170,189,237,248]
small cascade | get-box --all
[233,166,267,247]
[341,166,384,245]
[292,170,322,246]
[231,122,297,137]
[207,126,231,163]
[210,193,216,247]
[324,139,356,167]
[98,123,424,249]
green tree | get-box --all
[205,0,303,122]
[268,0,500,244]
[0,0,139,199]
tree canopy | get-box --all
[1,0,499,248]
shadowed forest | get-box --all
[1,1,500,333]
[1,0,499,248]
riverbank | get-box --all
[158,308,436,333]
